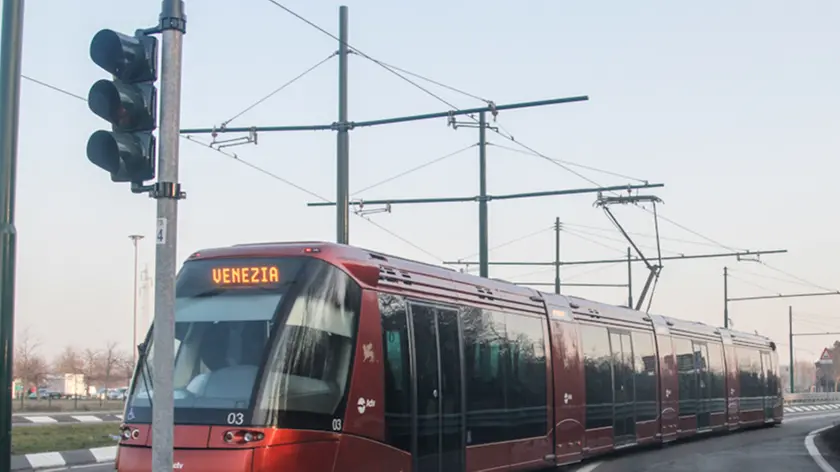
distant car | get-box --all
[107,388,128,400]
[27,388,60,400]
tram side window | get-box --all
[706,343,726,411]
[673,337,696,416]
[768,351,780,396]
[463,307,508,445]
[506,313,548,439]
[760,350,774,396]
[379,294,412,452]
[630,331,657,421]
[737,347,760,399]
[579,324,612,429]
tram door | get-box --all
[760,351,773,421]
[694,342,712,430]
[410,304,465,472]
[610,330,636,446]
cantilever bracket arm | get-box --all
[307,183,666,207]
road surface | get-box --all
[41,411,840,472]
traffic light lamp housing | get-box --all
[87,131,156,183]
[90,29,157,83]
[86,29,158,185]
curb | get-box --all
[11,445,117,471]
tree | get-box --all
[100,342,122,388]
[13,328,48,389]
[53,346,83,374]
[80,348,100,392]
[115,354,135,384]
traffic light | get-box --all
[86,29,158,184]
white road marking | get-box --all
[805,424,837,472]
[90,446,117,463]
[26,452,65,469]
[70,415,103,423]
[24,415,58,423]
[573,461,603,472]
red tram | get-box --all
[116,241,783,472]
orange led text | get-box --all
[212,266,280,285]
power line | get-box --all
[562,228,628,256]
[22,75,85,101]
[355,214,445,261]
[364,58,490,104]
[263,0,465,113]
[262,2,635,192]
[219,52,337,128]
[456,224,553,261]
[564,225,684,257]
[561,221,725,250]
[489,143,648,184]
[351,143,477,195]
[727,273,780,296]
[729,266,824,291]
[757,260,837,293]
[225,3,753,271]
[22,74,447,265]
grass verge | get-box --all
[12,423,119,455]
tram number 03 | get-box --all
[227,412,245,425]
[331,419,342,431]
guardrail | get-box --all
[784,392,840,405]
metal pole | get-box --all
[0,0,23,468]
[723,266,729,328]
[152,2,186,471]
[336,5,349,244]
[129,235,144,367]
[478,111,488,278]
[554,218,561,294]
[627,247,632,307]
[789,305,794,393]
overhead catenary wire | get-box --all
[727,273,781,296]
[561,221,725,250]
[364,58,491,104]
[756,260,838,293]
[508,260,625,282]
[562,228,629,256]
[564,225,685,257]
[219,52,337,129]
[351,143,477,195]
[24,75,448,266]
[728,266,824,291]
[264,0,726,284]
[489,143,648,184]
[263,0,471,114]
[23,75,86,101]
[262,2,630,191]
[456,224,553,261]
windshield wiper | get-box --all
[192,287,227,298]
[136,340,154,410]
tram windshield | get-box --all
[126,256,361,427]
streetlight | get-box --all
[128,235,144,366]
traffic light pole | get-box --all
[0,0,23,468]
[151,1,186,471]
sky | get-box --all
[8,0,840,367]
